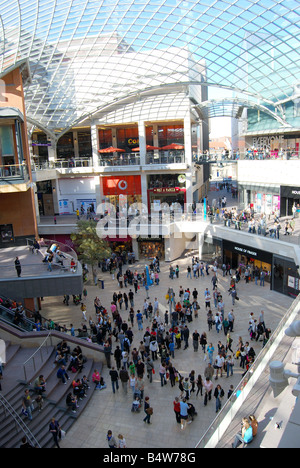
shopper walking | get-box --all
[179,398,190,430]
[21,389,34,421]
[49,418,61,448]
[214,384,225,413]
[143,396,153,424]
[109,367,119,394]
[106,430,118,448]
[173,397,181,423]
[15,257,22,277]
[203,377,213,406]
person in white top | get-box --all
[118,434,127,448]
[129,375,137,396]
[214,353,225,379]
[204,288,211,309]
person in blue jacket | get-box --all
[232,417,253,448]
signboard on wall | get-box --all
[280,186,300,198]
[288,276,300,291]
[251,135,284,148]
[223,239,273,264]
[102,175,142,196]
[59,199,71,214]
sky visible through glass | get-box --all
[0,0,299,133]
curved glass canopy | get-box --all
[0,0,299,136]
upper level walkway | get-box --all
[0,240,83,300]
[198,295,300,448]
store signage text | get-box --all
[252,135,284,148]
[234,246,258,257]
[127,138,139,146]
[153,188,181,193]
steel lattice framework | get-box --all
[0,0,299,137]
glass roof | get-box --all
[0,0,299,137]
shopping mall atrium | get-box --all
[0,0,299,449]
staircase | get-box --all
[0,341,102,448]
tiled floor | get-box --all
[40,255,293,448]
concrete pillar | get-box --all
[33,190,40,225]
[198,232,205,260]
[52,178,60,215]
[48,138,57,163]
[95,176,102,208]
[141,172,148,211]
[27,131,35,167]
[153,124,159,147]
[152,124,160,160]
[184,114,193,207]
[112,127,117,147]
[73,131,79,158]
[132,238,140,261]
[138,121,146,165]
[90,121,99,167]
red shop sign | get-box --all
[102,176,142,196]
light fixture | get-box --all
[269,361,300,398]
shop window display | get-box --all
[139,240,165,259]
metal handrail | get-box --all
[23,330,52,382]
[0,393,41,448]
[195,294,300,448]
[0,163,28,179]
[0,304,39,332]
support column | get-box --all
[91,121,99,167]
[52,177,59,215]
[198,232,205,260]
[73,131,79,159]
[132,238,140,261]
[95,176,102,208]
[138,121,146,166]
[48,138,57,164]
[141,172,148,211]
[27,131,35,167]
[184,114,193,207]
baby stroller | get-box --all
[187,403,198,421]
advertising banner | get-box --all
[102,175,142,196]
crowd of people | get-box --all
[207,198,298,240]
[7,251,271,448]
[50,254,269,448]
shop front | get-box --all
[0,224,14,245]
[254,193,280,215]
[239,183,280,216]
[148,187,186,212]
[280,186,300,217]
[223,239,273,285]
[105,236,133,256]
[273,255,300,297]
[101,175,142,211]
[147,174,187,212]
[137,236,165,259]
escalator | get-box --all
[0,295,44,332]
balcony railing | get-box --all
[31,149,300,172]
[146,152,185,165]
[195,294,300,448]
[193,149,300,162]
[98,154,140,166]
[32,158,92,170]
[0,163,29,180]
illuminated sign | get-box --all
[127,138,139,146]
